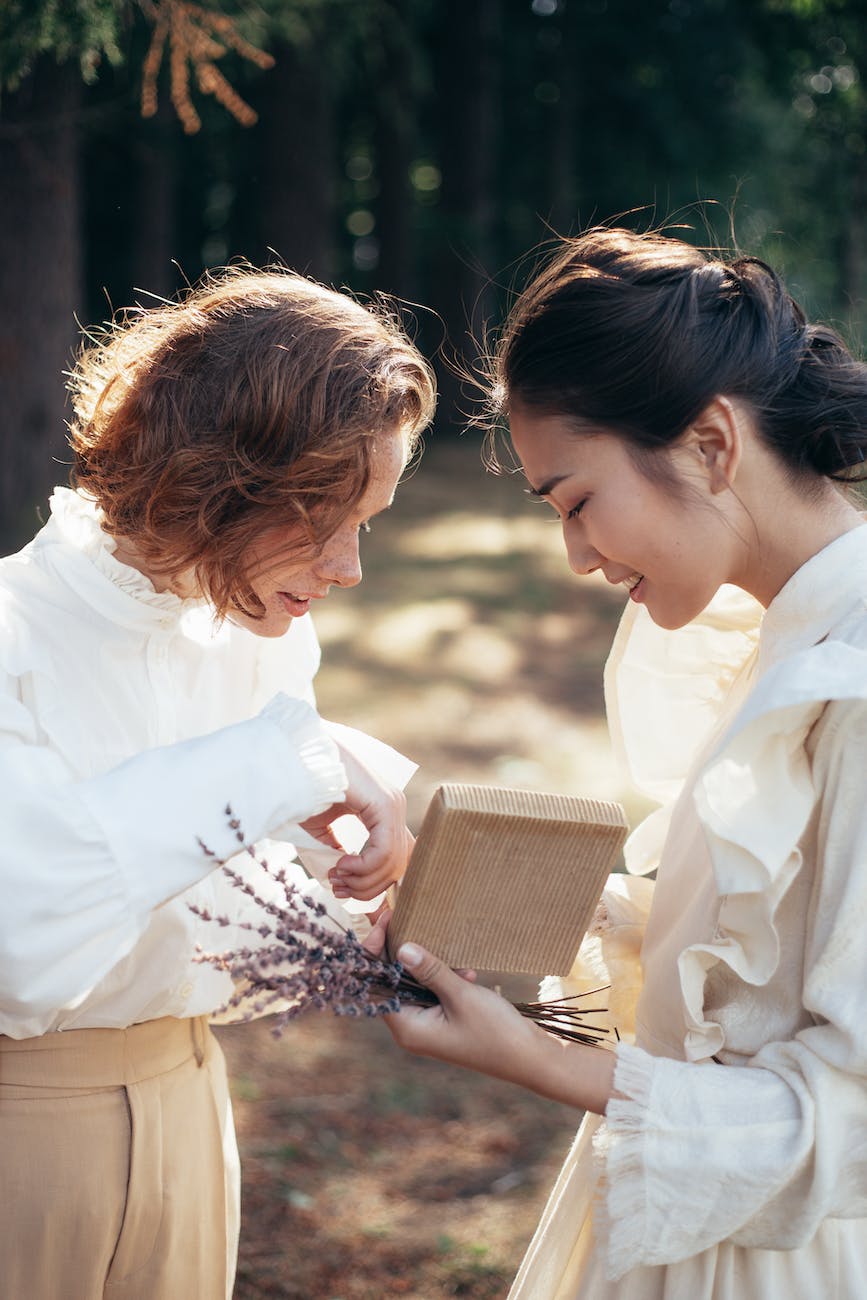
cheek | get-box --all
[252,557,308,599]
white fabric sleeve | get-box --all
[0,685,345,1018]
[595,703,867,1279]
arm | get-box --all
[0,685,345,1017]
[382,940,617,1116]
[380,700,867,1277]
[373,871,654,1110]
[587,698,867,1277]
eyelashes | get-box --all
[524,489,587,522]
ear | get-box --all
[683,396,743,494]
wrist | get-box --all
[522,1029,618,1115]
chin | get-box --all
[254,620,294,639]
[652,615,692,632]
[647,594,712,632]
[229,610,294,638]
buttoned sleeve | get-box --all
[594,694,867,1279]
[0,677,346,1020]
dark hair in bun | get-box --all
[489,227,867,482]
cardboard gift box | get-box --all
[388,782,628,975]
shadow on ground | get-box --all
[219,438,643,1298]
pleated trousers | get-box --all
[0,1015,240,1300]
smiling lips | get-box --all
[623,573,645,602]
[278,591,324,616]
[602,571,645,602]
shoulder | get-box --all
[808,691,867,787]
[0,523,119,688]
[723,608,867,755]
[692,627,867,885]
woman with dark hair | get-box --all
[381,227,867,1298]
[0,267,435,1298]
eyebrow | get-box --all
[526,473,570,498]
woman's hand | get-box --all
[382,942,548,1083]
[362,903,393,955]
[382,943,617,1115]
[300,741,413,902]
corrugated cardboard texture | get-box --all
[388,783,628,975]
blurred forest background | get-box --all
[2,0,867,552]
[4,3,867,1295]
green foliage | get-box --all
[0,0,134,90]
[6,0,867,414]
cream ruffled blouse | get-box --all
[0,489,412,1038]
[513,523,867,1299]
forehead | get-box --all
[362,431,408,508]
[508,407,627,489]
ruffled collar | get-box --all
[34,487,209,630]
[757,521,867,675]
[605,523,867,809]
[662,524,867,1061]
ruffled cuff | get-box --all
[261,692,347,815]
[593,1041,655,1280]
[593,1043,804,1278]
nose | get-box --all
[564,528,601,578]
[316,531,363,588]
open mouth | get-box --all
[278,592,313,615]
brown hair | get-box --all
[68,266,436,617]
[488,226,867,482]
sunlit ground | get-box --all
[313,436,647,829]
[220,436,649,1299]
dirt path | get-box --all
[219,439,637,1298]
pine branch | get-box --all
[139,0,274,134]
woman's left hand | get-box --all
[362,901,393,949]
[300,740,413,901]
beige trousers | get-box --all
[0,1016,240,1300]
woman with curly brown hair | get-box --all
[0,267,435,1299]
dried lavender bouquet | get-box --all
[191,808,615,1046]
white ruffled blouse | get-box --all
[511,523,867,1299]
[0,489,412,1039]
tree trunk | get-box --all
[0,58,82,552]
[253,36,335,280]
[546,3,579,236]
[131,104,179,302]
[837,136,867,325]
[431,0,502,433]
[374,0,415,299]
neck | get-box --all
[111,537,199,599]
[735,480,864,607]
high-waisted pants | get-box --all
[0,1015,240,1300]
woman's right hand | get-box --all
[383,942,617,1116]
[383,942,548,1081]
